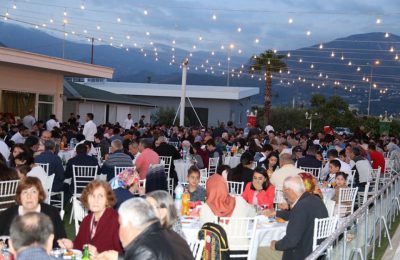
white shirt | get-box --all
[10,132,26,144]
[46,119,60,131]
[83,120,97,142]
[321,158,352,181]
[0,139,10,160]
[22,115,36,130]
[27,165,48,188]
[122,118,134,130]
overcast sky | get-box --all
[3,0,399,53]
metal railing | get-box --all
[306,173,400,260]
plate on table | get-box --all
[63,249,82,259]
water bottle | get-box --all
[174,182,184,214]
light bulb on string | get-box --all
[144,10,148,15]
[13,3,17,9]
[385,32,390,38]
[299,58,303,63]
[310,64,314,68]
[288,18,293,24]
[376,18,381,24]
[212,14,217,20]
[117,17,121,22]
[357,67,361,71]
[390,47,394,52]
[96,25,101,30]
[341,55,344,60]
[331,51,335,57]
[198,36,203,41]
[287,52,291,57]
[319,44,323,49]
[238,49,242,54]
[80,3,85,10]
[254,38,259,43]
[348,61,352,66]
[146,32,150,36]
[395,54,399,60]
[5,10,9,17]
[49,19,54,23]
[172,40,176,44]
[237,27,242,32]
[306,30,311,36]
[211,51,215,55]
[63,9,67,16]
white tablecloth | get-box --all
[321,188,335,202]
[174,160,192,183]
[58,149,75,162]
[224,156,241,168]
[181,215,287,259]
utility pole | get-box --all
[90,37,94,64]
[180,59,188,127]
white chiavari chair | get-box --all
[313,216,339,251]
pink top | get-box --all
[242,182,275,209]
[135,148,160,179]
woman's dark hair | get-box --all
[265,152,280,171]
[250,167,270,191]
[216,164,232,177]
[336,171,348,180]
[0,164,18,181]
[14,152,34,166]
[240,151,253,165]
[9,144,30,168]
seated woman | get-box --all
[0,177,66,248]
[14,152,47,187]
[230,151,254,185]
[145,190,193,256]
[8,143,30,168]
[242,167,275,210]
[264,152,280,179]
[200,174,256,245]
[58,180,122,255]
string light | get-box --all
[376,18,381,24]
[288,18,293,24]
[13,3,17,9]
[385,32,390,38]
[212,14,217,20]
[254,38,259,43]
[319,44,323,49]
[390,47,394,52]
[80,3,85,10]
[144,10,148,15]
[237,27,242,32]
[306,30,311,36]
[117,17,121,22]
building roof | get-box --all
[0,47,113,78]
[64,81,155,107]
[86,82,259,100]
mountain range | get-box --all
[1,22,399,116]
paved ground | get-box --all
[382,225,400,260]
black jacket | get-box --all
[275,192,328,260]
[0,203,67,248]
[296,155,322,169]
[154,143,181,181]
[123,222,194,260]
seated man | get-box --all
[35,140,65,192]
[135,138,160,180]
[9,212,58,260]
[101,139,133,181]
[95,197,193,260]
[267,176,328,260]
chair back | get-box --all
[227,181,244,195]
[313,216,339,251]
[37,163,49,175]
[337,187,358,217]
[349,170,357,188]
[95,147,102,164]
[218,217,258,258]
[72,165,98,197]
[72,197,88,235]
[189,239,205,260]
[159,156,172,178]
[114,166,135,178]
[299,167,322,180]
[0,180,20,212]
[208,157,219,175]
[44,174,55,204]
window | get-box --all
[38,94,54,121]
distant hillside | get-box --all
[1,22,399,115]
[0,41,6,47]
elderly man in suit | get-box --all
[266,175,328,260]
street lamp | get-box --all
[305,112,318,130]
[367,60,380,116]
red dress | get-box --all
[241,182,275,209]
[73,207,123,253]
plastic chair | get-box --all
[189,239,205,260]
[227,181,244,195]
[208,157,219,175]
[337,187,358,218]
[218,217,258,259]
[44,174,55,204]
[0,180,20,212]
[313,216,339,251]
[159,156,173,194]
[273,185,286,210]
[37,163,50,175]
[72,197,88,235]
[299,166,322,180]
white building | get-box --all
[85,82,259,127]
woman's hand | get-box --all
[57,238,73,250]
[278,203,289,210]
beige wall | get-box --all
[0,63,64,120]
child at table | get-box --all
[187,166,206,202]
[332,172,348,203]
[324,159,341,186]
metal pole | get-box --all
[227,56,230,86]
[90,37,94,64]
[367,65,373,116]
[310,117,312,130]
[180,60,188,127]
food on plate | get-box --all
[276,217,286,223]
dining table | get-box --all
[181,214,287,259]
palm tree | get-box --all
[249,50,287,125]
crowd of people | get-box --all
[1,110,400,259]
